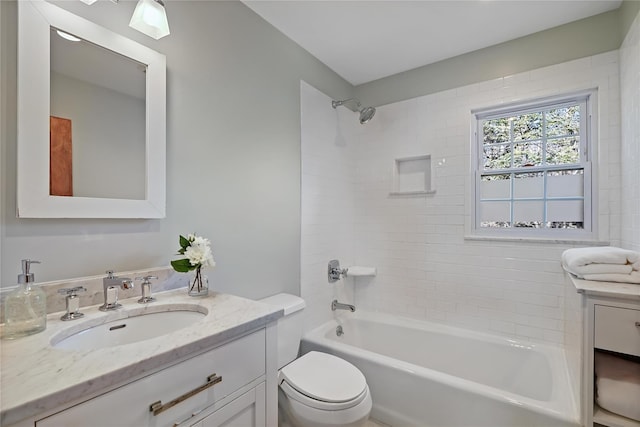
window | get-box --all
[472,92,595,238]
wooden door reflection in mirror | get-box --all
[50,116,73,197]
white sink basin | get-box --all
[52,309,206,351]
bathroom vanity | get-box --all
[567,276,640,427]
[0,289,282,427]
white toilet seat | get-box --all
[280,378,369,411]
[279,351,367,403]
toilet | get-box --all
[260,293,372,427]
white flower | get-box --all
[172,233,216,276]
[185,235,215,268]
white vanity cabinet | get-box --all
[32,328,269,427]
[582,294,640,427]
[191,383,265,427]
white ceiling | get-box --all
[243,0,623,85]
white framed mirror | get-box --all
[17,0,166,218]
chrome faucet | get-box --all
[100,270,134,311]
[331,299,355,312]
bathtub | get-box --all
[300,312,579,427]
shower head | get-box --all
[359,106,376,124]
[331,98,376,124]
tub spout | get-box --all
[331,299,355,312]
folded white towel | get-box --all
[595,352,640,422]
[562,246,640,269]
[582,271,640,284]
[562,247,640,278]
[346,266,377,277]
[564,263,634,277]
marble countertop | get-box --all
[0,289,283,426]
[569,274,640,300]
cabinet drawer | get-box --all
[594,305,640,357]
[37,329,265,427]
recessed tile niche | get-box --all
[390,155,436,196]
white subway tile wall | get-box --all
[300,82,358,333]
[301,50,623,343]
[620,12,640,251]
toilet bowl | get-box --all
[260,294,372,427]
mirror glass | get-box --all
[50,28,146,199]
[18,0,166,218]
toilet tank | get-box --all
[259,293,306,369]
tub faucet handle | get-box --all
[328,260,348,283]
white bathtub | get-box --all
[300,312,579,427]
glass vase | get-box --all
[188,268,209,297]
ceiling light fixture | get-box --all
[79,0,98,4]
[56,30,82,42]
[129,0,170,40]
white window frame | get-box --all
[470,90,598,240]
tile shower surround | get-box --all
[302,49,623,344]
[620,11,640,252]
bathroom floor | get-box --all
[366,419,391,427]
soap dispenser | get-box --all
[3,260,47,339]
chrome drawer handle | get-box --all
[149,373,222,416]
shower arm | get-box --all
[331,99,361,110]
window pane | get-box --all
[480,201,510,222]
[546,137,580,165]
[512,112,543,141]
[483,118,510,144]
[481,221,511,228]
[547,200,584,222]
[513,142,542,167]
[547,169,584,197]
[514,221,543,228]
[483,144,512,170]
[546,105,580,137]
[480,174,510,199]
[547,221,584,229]
[513,201,544,223]
[514,172,543,198]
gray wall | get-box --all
[355,6,629,108]
[0,0,353,297]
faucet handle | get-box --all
[58,286,86,296]
[135,275,158,283]
[135,276,157,304]
[59,286,86,321]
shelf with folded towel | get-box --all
[593,349,640,427]
[594,403,640,427]
[576,288,640,427]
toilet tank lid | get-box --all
[259,293,305,315]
